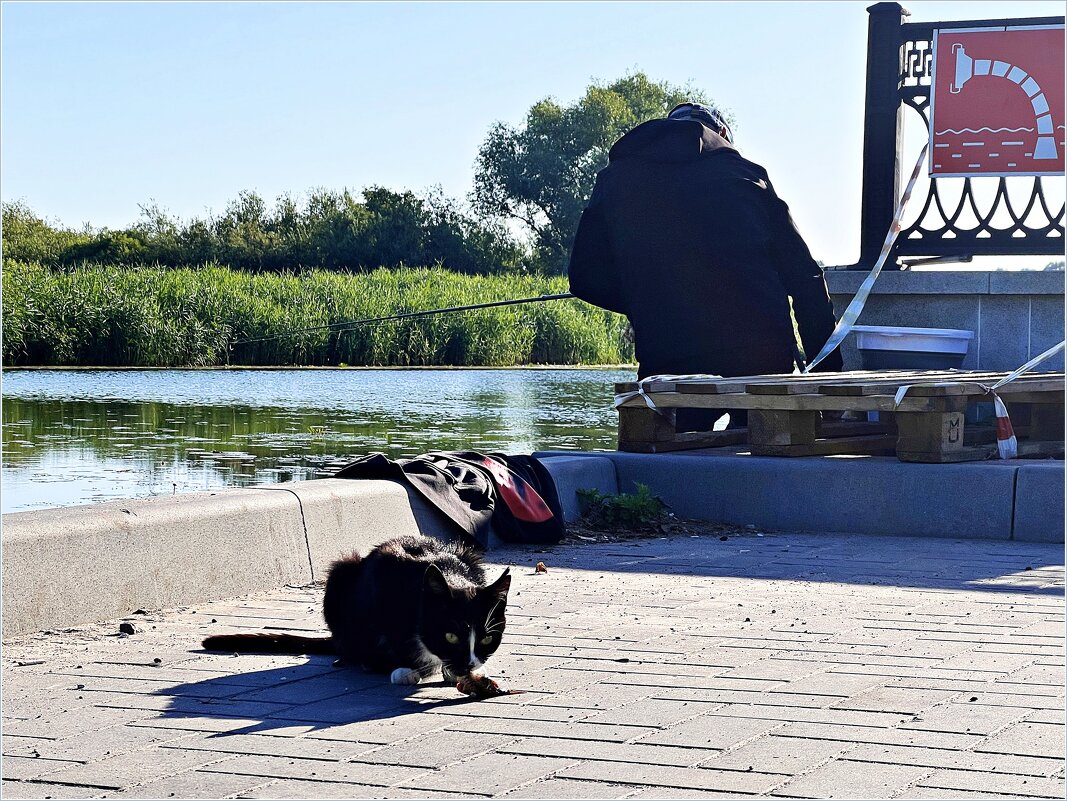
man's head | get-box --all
[667,102,733,144]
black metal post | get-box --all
[854,2,910,270]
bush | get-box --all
[576,483,669,530]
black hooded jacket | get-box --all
[568,118,842,375]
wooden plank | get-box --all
[618,391,967,413]
[618,371,1064,398]
[750,434,896,457]
[904,377,1065,397]
[618,430,748,453]
[672,381,752,395]
[818,373,1024,397]
[615,372,799,394]
[1017,440,1067,459]
[617,380,749,394]
[993,380,1066,397]
[897,440,1065,463]
[621,369,945,394]
[616,382,666,393]
[682,373,1058,398]
[750,370,1003,396]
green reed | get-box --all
[2,261,635,367]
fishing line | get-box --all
[229,292,576,350]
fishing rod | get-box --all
[229,292,576,349]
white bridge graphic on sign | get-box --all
[949,43,1057,160]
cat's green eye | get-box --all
[480,635,493,645]
[444,632,460,644]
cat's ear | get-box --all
[423,564,451,598]
[487,567,511,599]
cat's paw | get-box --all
[390,667,422,685]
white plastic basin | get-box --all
[851,325,974,354]
[850,325,974,369]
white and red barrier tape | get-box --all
[989,393,1018,460]
[803,142,930,373]
[893,340,1065,460]
[614,373,723,414]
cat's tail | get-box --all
[201,632,335,655]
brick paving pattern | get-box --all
[2,531,1064,799]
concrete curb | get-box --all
[538,450,1065,544]
[0,480,439,639]
[3,486,310,639]
[3,452,1061,638]
[1013,462,1066,543]
[253,480,448,581]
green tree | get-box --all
[471,71,718,273]
[213,191,278,270]
[1,201,92,263]
[419,187,525,275]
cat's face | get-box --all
[419,566,510,677]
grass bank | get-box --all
[2,261,634,367]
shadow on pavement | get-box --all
[157,657,479,736]
[510,531,1066,596]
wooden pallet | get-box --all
[616,369,1065,462]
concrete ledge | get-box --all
[825,270,990,294]
[256,480,441,580]
[544,451,1025,541]
[539,455,619,522]
[824,270,1065,295]
[0,479,447,639]
[2,488,311,639]
[989,271,1066,295]
[1013,463,1066,543]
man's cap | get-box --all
[667,102,733,143]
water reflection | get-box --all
[1,368,631,514]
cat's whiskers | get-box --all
[411,636,443,676]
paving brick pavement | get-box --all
[2,531,1064,800]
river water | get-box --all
[1,368,633,515]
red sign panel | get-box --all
[930,25,1065,177]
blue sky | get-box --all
[2,1,1063,267]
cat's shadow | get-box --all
[158,654,479,736]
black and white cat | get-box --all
[202,534,511,685]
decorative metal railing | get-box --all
[852,2,1065,269]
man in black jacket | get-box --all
[568,102,842,427]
